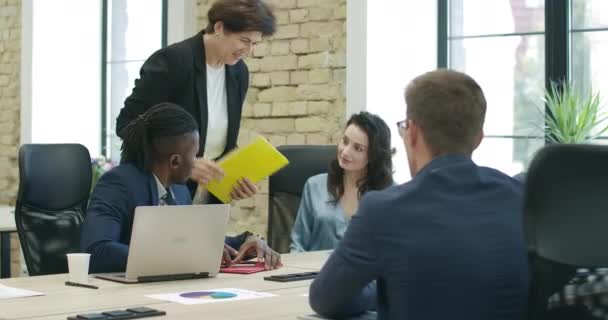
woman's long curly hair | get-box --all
[327,111,394,204]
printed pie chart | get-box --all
[180,291,238,300]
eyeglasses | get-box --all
[396,119,408,137]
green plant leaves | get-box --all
[539,81,608,144]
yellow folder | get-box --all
[205,136,290,203]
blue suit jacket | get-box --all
[81,163,242,273]
[309,154,529,320]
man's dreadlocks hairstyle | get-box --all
[119,102,198,171]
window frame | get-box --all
[99,0,168,158]
[436,0,571,146]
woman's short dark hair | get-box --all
[205,0,276,37]
[327,111,395,204]
[119,102,198,171]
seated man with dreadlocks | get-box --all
[81,102,281,273]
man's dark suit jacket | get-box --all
[309,154,529,320]
[80,163,244,273]
[116,31,249,159]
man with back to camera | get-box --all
[309,69,529,320]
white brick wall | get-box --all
[197,0,346,236]
[1,0,21,277]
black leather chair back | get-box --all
[15,144,92,276]
[268,145,336,253]
[524,144,608,319]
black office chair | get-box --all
[15,144,92,276]
[524,144,608,320]
[268,145,336,254]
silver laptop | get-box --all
[96,204,230,283]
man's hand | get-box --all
[191,158,224,185]
[221,244,239,267]
[233,235,282,270]
[230,178,258,200]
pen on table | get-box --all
[65,281,98,290]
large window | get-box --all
[443,0,546,176]
[29,0,165,160]
[439,0,608,175]
[570,0,608,141]
[31,0,102,156]
[104,0,165,161]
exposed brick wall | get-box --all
[0,0,21,277]
[197,0,346,236]
[0,1,20,205]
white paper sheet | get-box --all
[146,288,275,305]
[0,283,44,299]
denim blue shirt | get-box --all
[290,174,349,252]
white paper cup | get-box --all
[67,253,91,284]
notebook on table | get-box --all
[220,261,266,274]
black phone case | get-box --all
[263,271,319,282]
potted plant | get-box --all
[514,82,608,182]
[91,157,116,193]
[540,81,608,143]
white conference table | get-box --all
[0,206,16,278]
[0,251,330,320]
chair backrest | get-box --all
[15,144,92,276]
[524,144,608,318]
[268,145,336,253]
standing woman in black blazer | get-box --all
[116,0,276,202]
